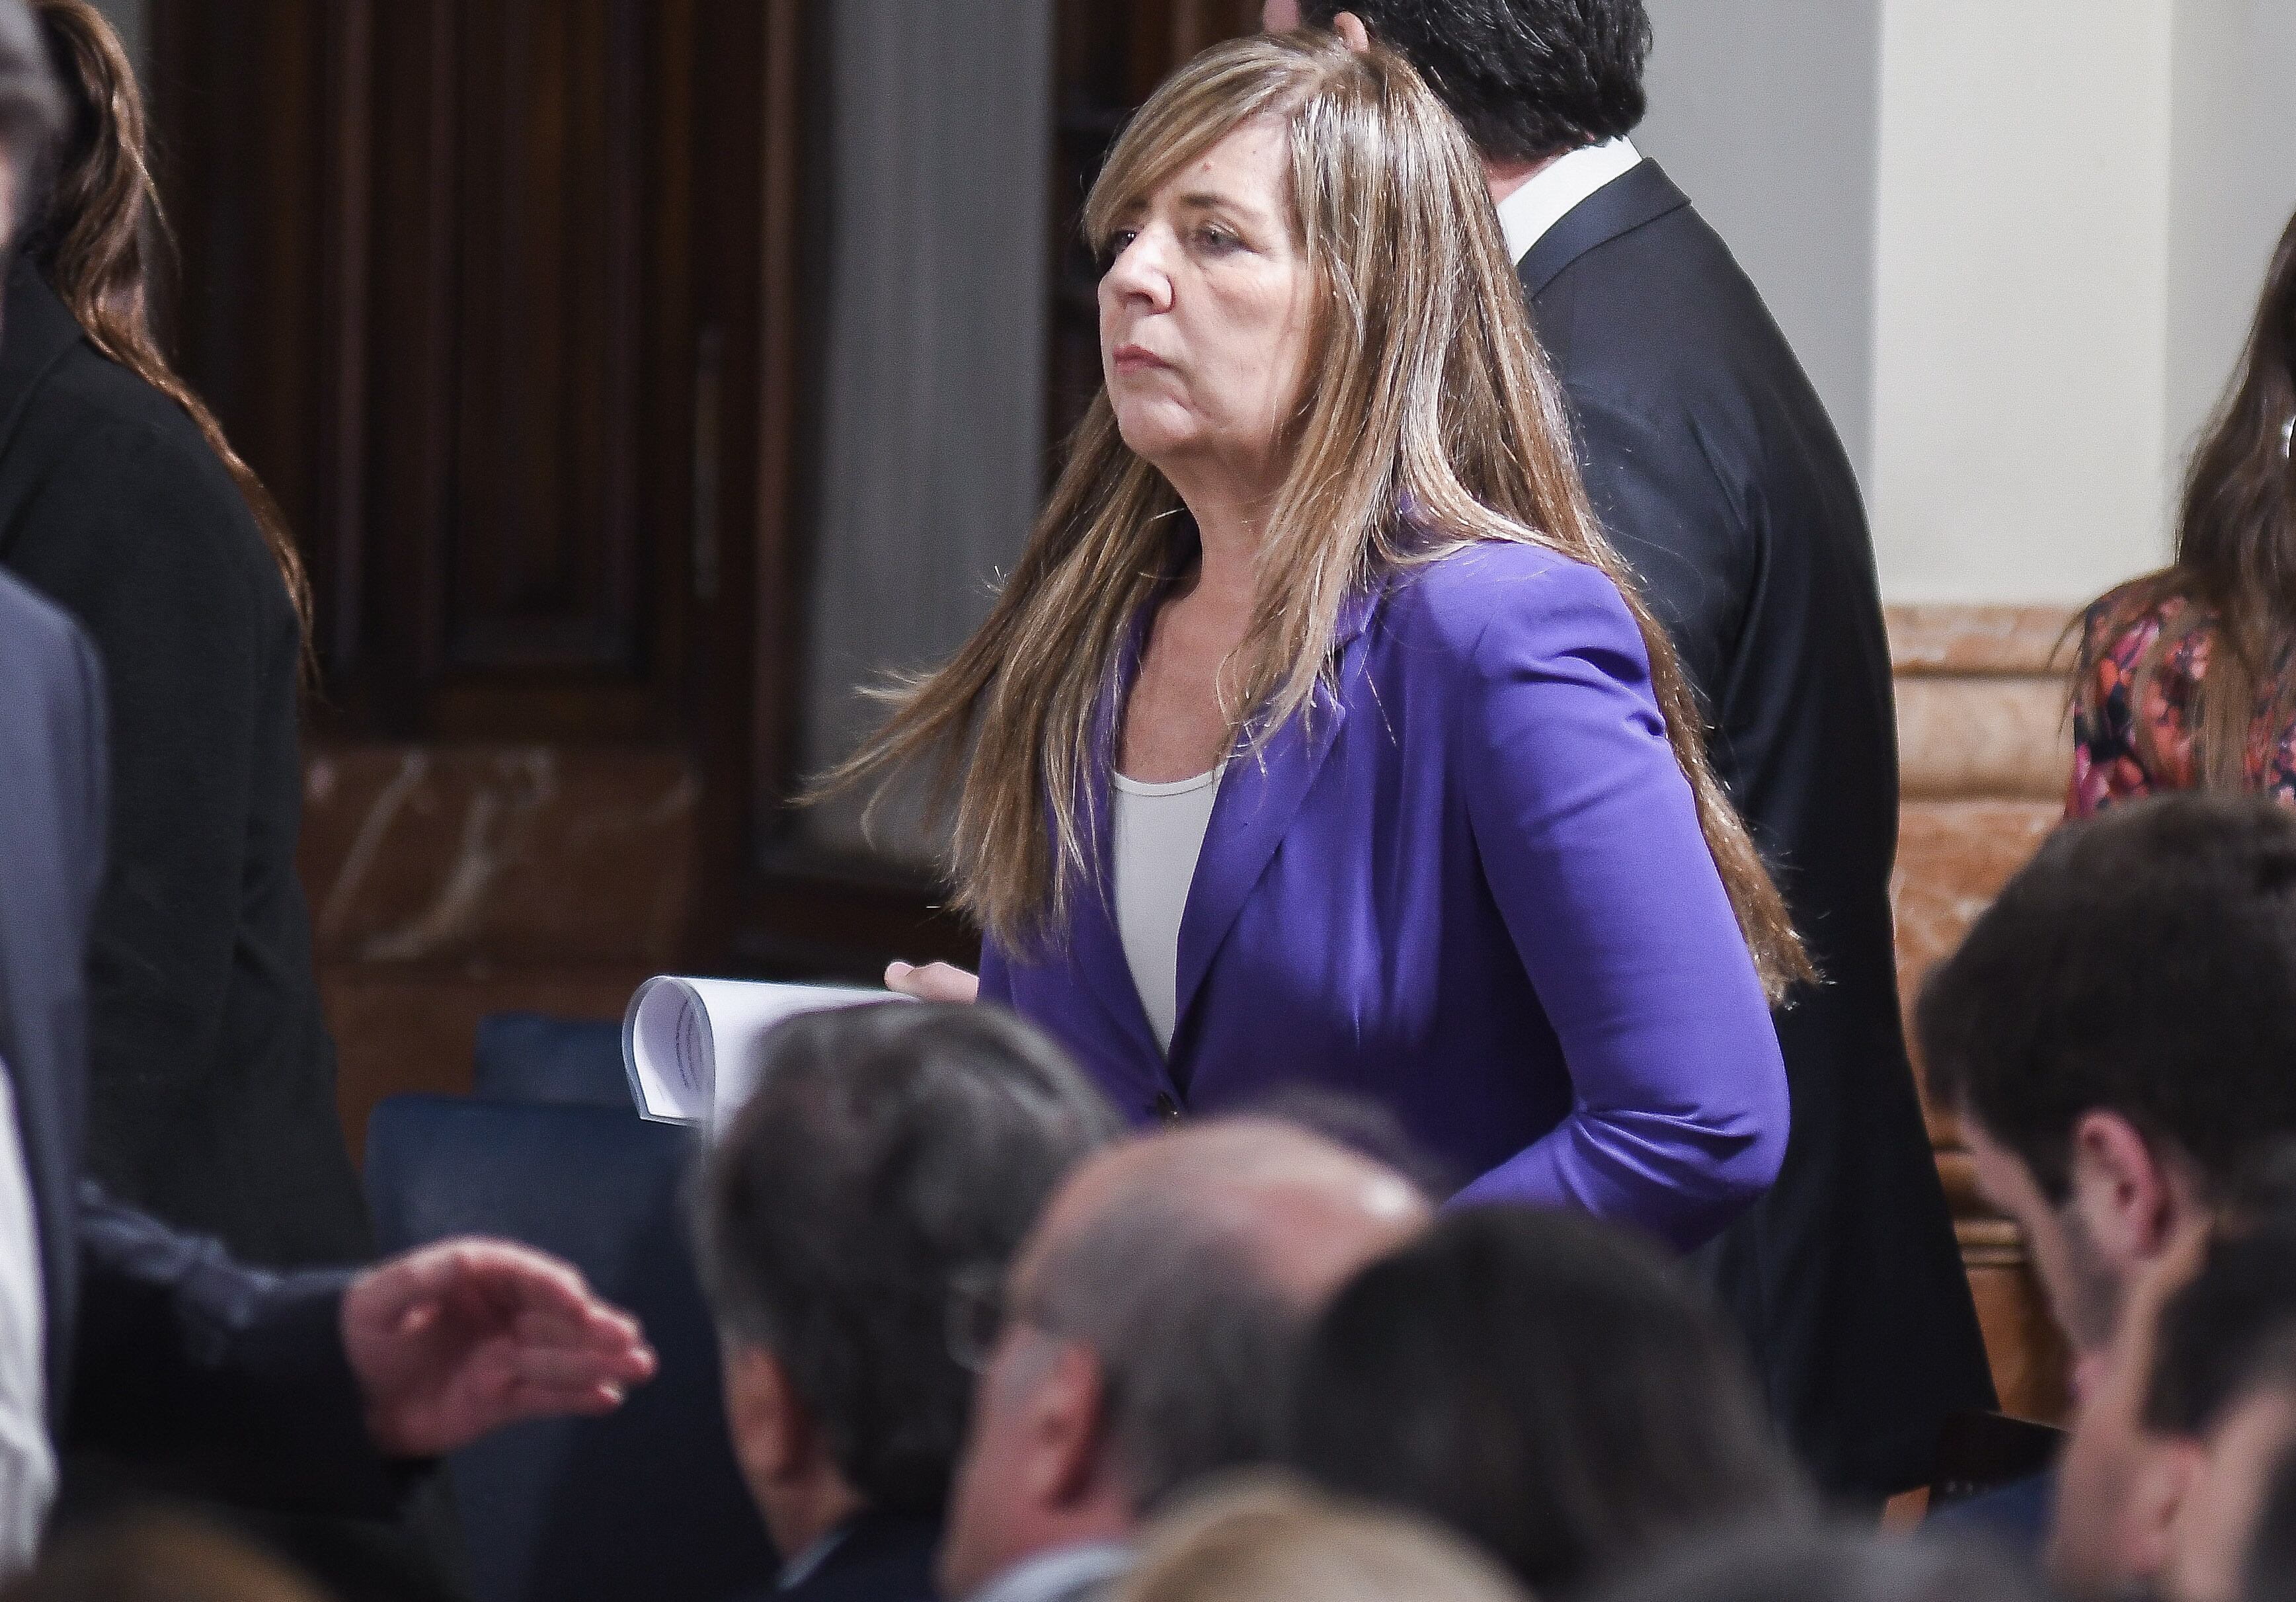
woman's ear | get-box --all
[1333,12,1372,53]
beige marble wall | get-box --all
[1888,604,2077,1420]
[299,744,699,1158]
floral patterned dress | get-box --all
[2069,587,2296,816]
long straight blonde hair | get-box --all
[826,32,1809,1001]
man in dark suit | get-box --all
[691,1004,1121,1602]
[1285,0,1997,1496]
[0,550,660,1576]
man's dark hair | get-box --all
[2146,1158,2296,1438]
[693,1002,1121,1516]
[1579,1523,2051,1602]
[1283,1205,1807,1594]
[1296,0,1651,164]
[0,0,63,235]
[1915,795,2296,1202]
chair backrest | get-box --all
[364,1096,775,1602]
[1927,1408,2067,1509]
[471,1012,631,1108]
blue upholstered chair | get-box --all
[471,1012,629,1108]
[364,1096,775,1602]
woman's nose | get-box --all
[1104,230,1174,309]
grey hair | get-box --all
[692,1002,1121,1514]
[1029,1178,1318,1513]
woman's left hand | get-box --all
[886,961,980,1003]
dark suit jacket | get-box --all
[0,262,368,1269]
[736,1512,940,1602]
[1520,160,1995,1493]
[0,568,395,1517]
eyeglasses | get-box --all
[946,1263,1008,1373]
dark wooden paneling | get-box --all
[149,0,1267,996]
[150,0,706,742]
[146,0,803,994]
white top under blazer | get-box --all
[1110,766,1224,1054]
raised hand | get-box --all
[342,1237,658,1458]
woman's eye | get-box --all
[1197,226,1240,252]
[1105,230,1139,259]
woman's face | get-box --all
[1098,116,1317,491]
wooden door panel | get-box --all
[448,0,649,674]
[151,0,699,737]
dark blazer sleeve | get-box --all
[68,1187,403,1518]
[1,422,276,1168]
[20,573,398,1519]
[1565,385,1753,718]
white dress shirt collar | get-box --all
[1493,136,1643,266]
[968,1542,1134,1602]
[775,1523,852,1591]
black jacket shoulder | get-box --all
[740,1513,941,1602]
[0,268,288,645]
[1524,163,1823,430]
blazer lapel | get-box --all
[1517,159,1693,300]
[1064,610,1177,1077]
[1170,588,1381,1045]
[1068,821,1171,1078]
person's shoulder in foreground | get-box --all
[0,561,102,963]
[731,1511,942,1602]
[0,559,91,684]
[1577,1520,2052,1602]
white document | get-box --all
[621,976,902,1125]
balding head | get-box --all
[1027,1117,1427,1310]
[937,1119,1429,1599]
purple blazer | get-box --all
[979,540,1788,1250]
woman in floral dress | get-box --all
[2072,209,2296,816]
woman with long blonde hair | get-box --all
[851,31,1801,1247]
